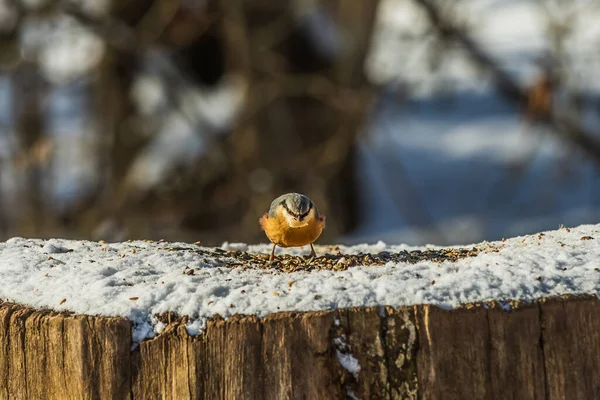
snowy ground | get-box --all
[1,224,599,343]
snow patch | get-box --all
[41,242,71,254]
[334,334,361,379]
[346,389,361,400]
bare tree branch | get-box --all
[416,0,600,166]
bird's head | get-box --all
[272,193,318,228]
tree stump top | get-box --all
[0,224,598,342]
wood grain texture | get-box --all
[0,302,131,400]
[417,302,554,400]
[261,310,343,400]
[9,307,34,400]
[541,296,600,400]
[0,304,20,400]
[488,302,546,400]
[343,306,390,399]
[3,298,600,399]
[385,306,418,400]
[223,315,263,400]
[417,304,492,400]
[131,317,198,400]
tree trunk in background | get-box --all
[0,0,380,244]
[193,0,380,243]
[12,62,45,237]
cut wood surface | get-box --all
[0,296,599,399]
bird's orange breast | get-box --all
[260,211,325,248]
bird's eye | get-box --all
[281,201,295,216]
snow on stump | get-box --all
[1,225,600,399]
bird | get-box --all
[259,193,325,262]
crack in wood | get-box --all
[537,302,549,400]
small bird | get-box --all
[259,193,325,262]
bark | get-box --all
[1,296,599,399]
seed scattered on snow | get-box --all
[1,225,599,344]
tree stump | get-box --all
[1,296,599,399]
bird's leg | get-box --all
[269,244,277,262]
[305,243,317,263]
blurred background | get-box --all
[0,0,599,246]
